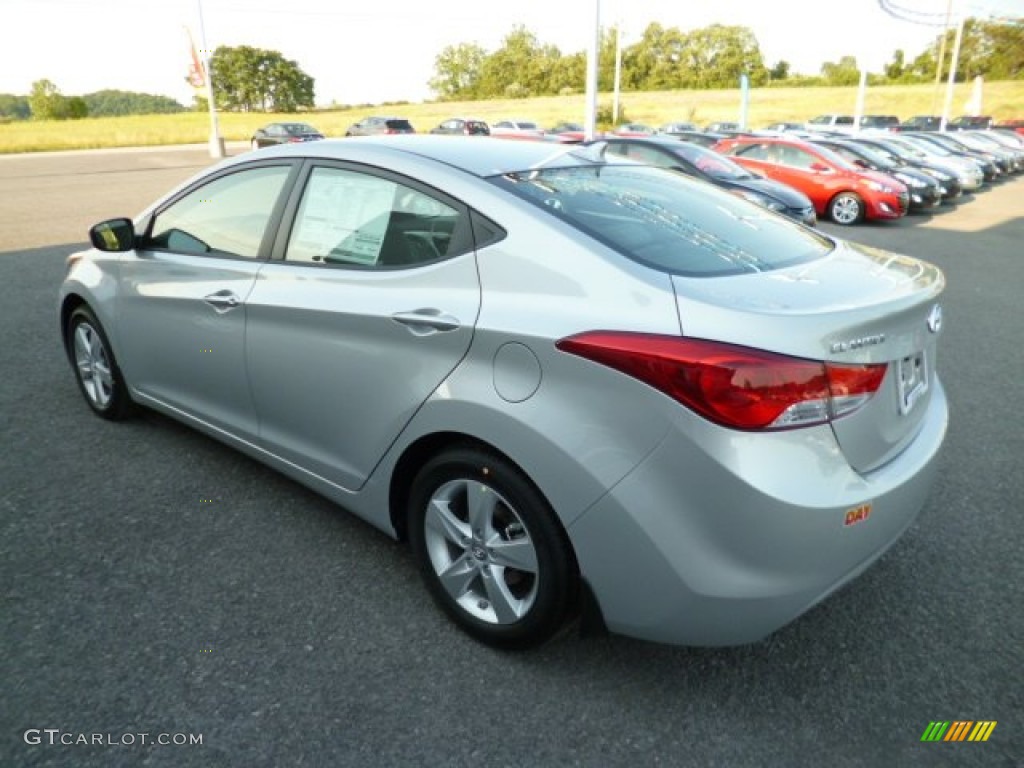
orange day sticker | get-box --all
[844,503,872,527]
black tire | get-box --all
[828,191,865,225]
[408,446,577,649]
[66,305,134,420]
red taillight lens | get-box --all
[556,332,886,430]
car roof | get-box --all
[602,136,683,149]
[235,135,591,177]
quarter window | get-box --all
[286,167,461,268]
[146,166,291,259]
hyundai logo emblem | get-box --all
[927,305,943,334]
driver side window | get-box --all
[146,166,291,259]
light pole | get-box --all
[584,0,601,141]
[939,15,965,131]
[196,0,225,158]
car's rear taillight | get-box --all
[556,333,886,430]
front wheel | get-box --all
[66,305,134,420]
[829,191,865,225]
[408,447,577,649]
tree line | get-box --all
[2,16,1019,121]
[429,17,1023,100]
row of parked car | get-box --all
[617,126,1023,226]
[248,117,1023,227]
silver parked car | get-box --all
[59,136,948,649]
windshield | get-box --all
[897,137,950,157]
[674,143,754,180]
[839,143,895,170]
[808,143,861,171]
[488,164,832,277]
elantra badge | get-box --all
[927,305,943,334]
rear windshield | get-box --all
[466,122,489,135]
[385,119,414,131]
[489,165,832,277]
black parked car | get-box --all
[910,131,1019,176]
[808,137,942,212]
[846,136,965,201]
[250,122,324,150]
[900,132,1002,181]
[948,115,993,130]
[594,136,817,226]
[859,115,900,130]
[896,115,943,132]
[669,130,731,148]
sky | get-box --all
[1,0,1020,107]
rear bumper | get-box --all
[569,379,948,647]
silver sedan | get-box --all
[59,136,948,649]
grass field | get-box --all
[2,81,1022,154]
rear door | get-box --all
[246,162,481,490]
[729,143,831,212]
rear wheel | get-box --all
[67,305,133,420]
[408,447,577,649]
[829,191,865,225]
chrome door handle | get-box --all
[204,290,241,312]
[391,309,461,335]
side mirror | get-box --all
[89,218,135,252]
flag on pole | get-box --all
[185,27,206,89]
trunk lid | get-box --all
[672,239,945,473]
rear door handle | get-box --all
[391,309,461,335]
[204,290,241,312]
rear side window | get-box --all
[285,166,463,268]
[490,165,832,277]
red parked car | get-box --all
[995,119,1024,136]
[713,136,909,225]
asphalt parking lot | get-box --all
[1,147,1022,767]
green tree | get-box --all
[623,23,687,90]
[429,42,486,100]
[906,17,1023,82]
[476,26,560,97]
[769,60,790,81]
[680,25,769,88]
[210,46,314,112]
[820,55,861,86]
[623,23,767,90]
[983,18,1024,79]
[0,93,31,120]
[885,50,906,81]
[83,89,184,116]
[65,96,88,119]
[28,79,65,120]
